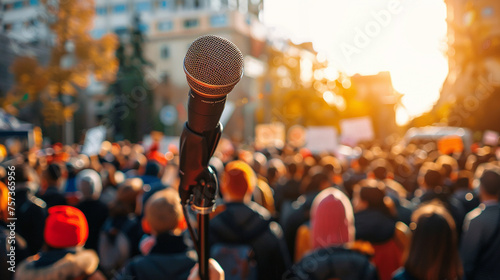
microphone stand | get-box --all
[179,123,222,280]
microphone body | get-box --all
[179,35,243,209]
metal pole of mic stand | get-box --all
[198,213,210,280]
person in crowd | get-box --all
[285,187,378,280]
[452,170,480,214]
[436,155,459,191]
[115,188,196,280]
[460,164,500,280]
[353,179,409,280]
[393,202,463,280]
[15,205,105,280]
[76,169,109,252]
[274,156,303,219]
[368,158,413,225]
[38,163,67,208]
[12,164,46,256]
[266,157,286,191]
[247,152,276,215]
[412,162,466,237]
[343,150,373,198]
[99,178,144,277]
[282,167,330,261]
[209,160,290,280]
[1,181,29,280]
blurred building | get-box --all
[1,0,266,142]
[0,0,51,97]
[87,0,267,142]
[437,0,500,131]
[350,72,400,140]
[1,0,51,43]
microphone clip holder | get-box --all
[179,122,221,213]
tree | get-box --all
[108,15,154,143]
[5,0,118,142]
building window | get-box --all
[160,0,171,9]
[210,14,227,27]
[113,4,127,14]
[160,45,170,59]
[91,29,106,39]
[13,1,24,9]
[29,0,39,6]
[139,23,149,33]
[184,18,199,29]
[135,2,151,12]
[482,7,493,17]
[157,21,173,31]
[114,27,128,36]
[96,6,107,15]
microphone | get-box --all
[184,35,244,134]
[179,35,244,209]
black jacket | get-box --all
[38,186,67,209]
[284,246,379,280]
[210,202,291,280]
[15,188,46,256]
[282,191,319,261]
[115,232,197,280]
[77,199,109,252]
[355,209,396,244]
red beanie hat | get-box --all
[44,206,89,248]
[311,188,355,249]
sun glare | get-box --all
[263,0,449,126]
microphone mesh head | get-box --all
[184,35,244,98]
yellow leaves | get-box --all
[42,101,64,125]
[5,0,117,119]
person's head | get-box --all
[44,206,89,249]
[352,179,393,217]
[311,187,355,249]
[76,169,102,201]
[301,167,330,194]
[436,155,459,182]
[144,161,161,177]
[111,178,143,216]
[144,188,184,236]
[220,160,256,203]
[250,152,266,176]
[266,158,285,186]
[369,158,393,180]
[418,162,442,191]
[405,203,462,280]
[44,163,62,186]
[478,167,500,202]
[455,170,472,190]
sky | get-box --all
[262,0,449,125]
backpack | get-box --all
[210,214,270,280]
[211,243,258,280]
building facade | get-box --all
[437,0,500,131]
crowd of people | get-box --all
[0,135,499,280]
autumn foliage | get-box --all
[5,0,118,124]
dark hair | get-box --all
[424,168,442,189]
[302,167,329,194]
[356,179,393,218]
[480,169,500,196]
[405,203,462,280]
[370,158,393,180]
[46,163,62,181]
